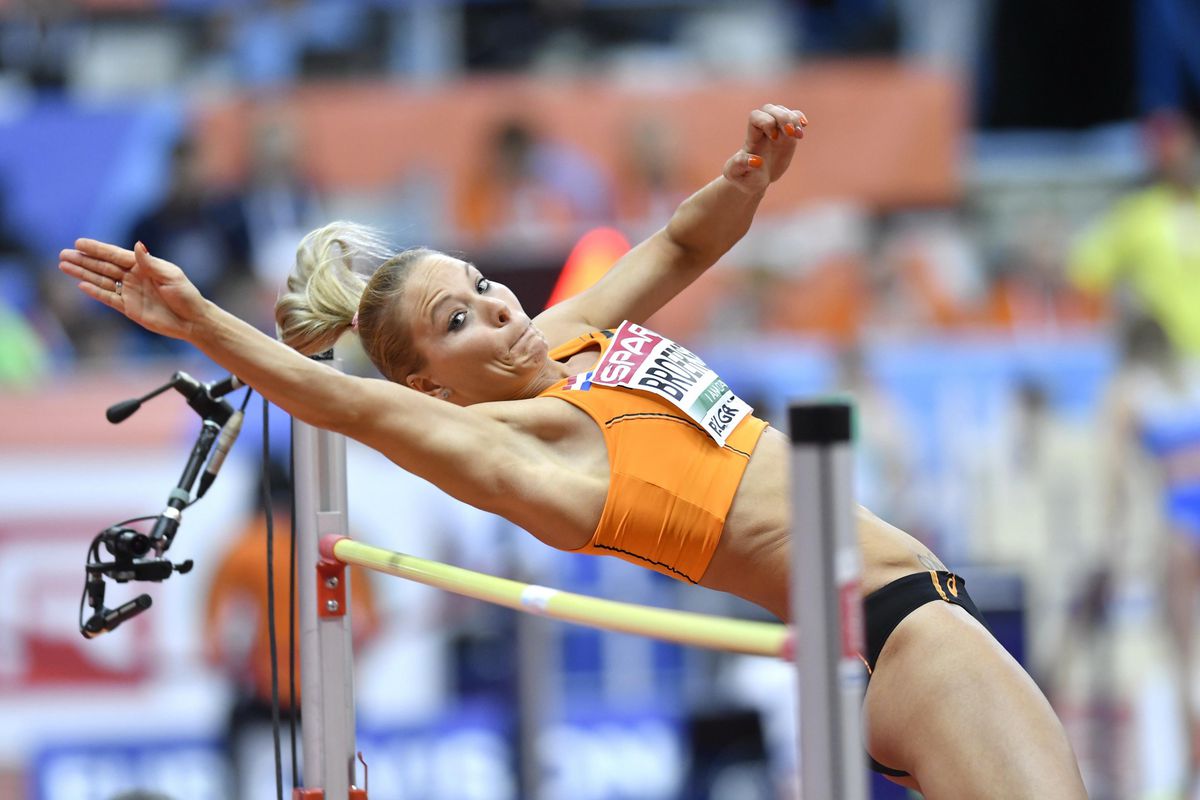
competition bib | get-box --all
[587,321,753,446]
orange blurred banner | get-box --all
[198,62,964,220]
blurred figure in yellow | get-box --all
[1069,110,1200,357]
[203,458,380,800]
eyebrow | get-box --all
[428,262,475,327]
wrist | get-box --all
[186,299,222,345]
[721,173,768,199]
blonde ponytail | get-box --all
[276,220,439,385]
[275,221,392,355]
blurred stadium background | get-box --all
[0,0,1197,798]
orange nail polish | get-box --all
[769,129,779,141]
[747,154,763,169]
[784,123,796,137]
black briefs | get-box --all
[861,570,989,778]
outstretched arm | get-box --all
[58,241,561,518]
[536,103,806,339]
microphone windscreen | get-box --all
[106,399,141,424]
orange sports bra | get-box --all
[539,327,768,583]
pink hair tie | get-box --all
[350,311,360,331]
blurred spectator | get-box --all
[870,212,984,333]
[1111,317,1200,783]
[1069,111,1200,357]
[201,0,386,89]
[982,211,1105,336]
[457,117,615,246]
[968,378,1104,683]
[204,457,380,800]
[0,187,49,383]
[754,210,983,343]
[0,187,37,280]
[614,114,700,240]
[836,341,922,534]
[125,135,252,311]
[243,113,323,290]
[463,0,588,73]
[799,0,898,56]
[751,204,874,343]
[0,297,46,387]
[0,0,80,91]
[35,262,126,364]
[1071,315,1200,796]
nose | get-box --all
[484,295,511,326]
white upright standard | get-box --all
[789,401,867,800]
[293,351,360,798]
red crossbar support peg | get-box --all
[317,540,348,619]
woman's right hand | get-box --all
[59,239,209,341]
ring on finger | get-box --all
[115,280,122,296]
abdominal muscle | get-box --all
[701,426,947,623]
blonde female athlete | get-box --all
[60,104,1086,799]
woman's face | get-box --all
[401,254,550,404]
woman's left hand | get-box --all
[723,103,807,194]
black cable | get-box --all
[78,515,159,630]
[262,396,284,800]
[78,536,103,631]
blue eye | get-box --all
[476,277,490,293]
[449,310,466,331]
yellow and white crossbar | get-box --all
[322,536,793,659]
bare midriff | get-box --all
[701,426,948,622]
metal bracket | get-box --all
[317,558,347,618]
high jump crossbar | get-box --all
[291,352,866,800]
[320,535,791,658]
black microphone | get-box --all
[105,398,142,424]
[197,410,244,499]
[81,594,152,639]
[107,372,240,424]
[106,375,184,423]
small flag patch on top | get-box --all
[564,371,594,391]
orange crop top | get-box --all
[539,328,768,583]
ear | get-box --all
[406,373,446,399]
